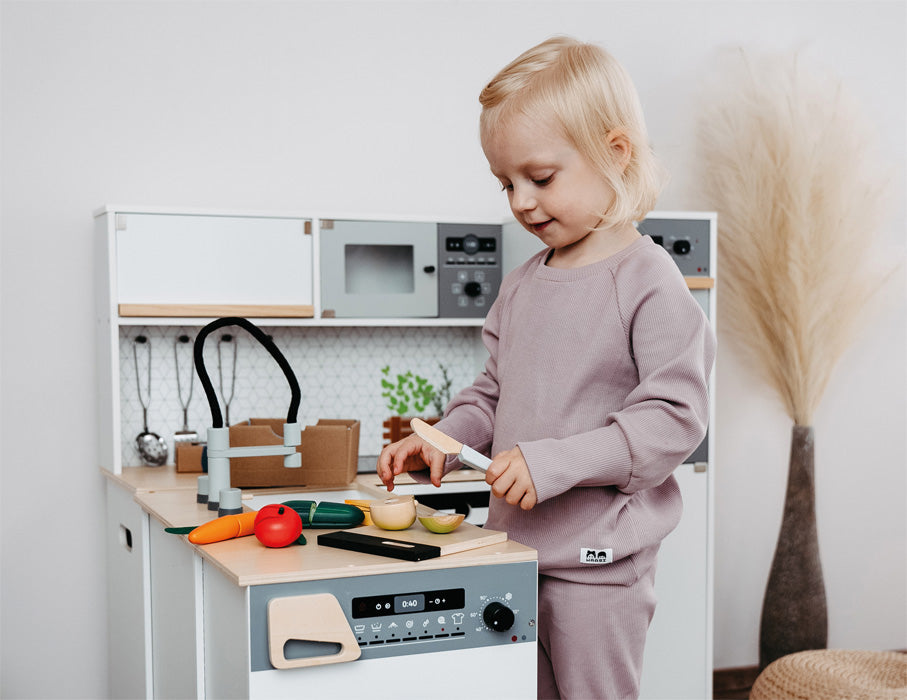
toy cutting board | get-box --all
[323,521,506,559]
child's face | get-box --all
[482,110,621,256]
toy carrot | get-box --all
[187,511,257,545]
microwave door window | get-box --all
[320,219,439,317]
[345,244,415,294]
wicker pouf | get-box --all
[750,649,907,700]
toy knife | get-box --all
[409,418,491,473]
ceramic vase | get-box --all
[759,424,828,669]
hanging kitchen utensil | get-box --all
[133,335,168,466]
[172,334,198,450]
[217,333,237,426]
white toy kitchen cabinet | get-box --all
[97,207,717,699]
[109,209,315,317]
[95,206,493,698]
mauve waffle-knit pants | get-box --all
[537,566,657,700]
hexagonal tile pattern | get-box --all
[118,325,481,465]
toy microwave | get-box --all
[319,219,502,319]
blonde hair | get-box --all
[479,36,663,226]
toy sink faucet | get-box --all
[193,317,302,514]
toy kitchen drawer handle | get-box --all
[267,593,361,669]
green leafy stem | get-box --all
[381,365,436,416]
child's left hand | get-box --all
[486,446,537,510]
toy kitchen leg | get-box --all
[202,559,538,699]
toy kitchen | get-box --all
[96,206,716,699]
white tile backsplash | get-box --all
[118,325,481,467]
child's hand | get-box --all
[376,433,446,491]
[486,446,537,510]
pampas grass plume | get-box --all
[700,51,890,426]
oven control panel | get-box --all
[249,560,536,670]
[437,223,503,318]
[636,216,712,277]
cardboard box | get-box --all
[175,443,205,473]
[228,418,360,488]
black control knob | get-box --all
[672,239,691,255]
[483,601,515,632]
[464,281,482,297]
[463,234,480,255]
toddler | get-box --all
[378,36,715,699]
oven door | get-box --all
[249,645,536,699]
[320,220,438,318]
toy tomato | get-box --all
[254,504,303,548]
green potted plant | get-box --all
[381,364,453,444]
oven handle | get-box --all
[267,593,361,669]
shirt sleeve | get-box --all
[519,254,716,500]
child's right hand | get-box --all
[376,433,446,492]
[486,446,537,510]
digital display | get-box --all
[352,588,465,619]
[394,594,424,613]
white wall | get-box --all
[1,1,903,696]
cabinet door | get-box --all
[105,480,151,699]
[320,220,438,317]
[639,462,711,699]
[150,520,204,699]
[115,213,312,308]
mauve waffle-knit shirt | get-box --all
[433,235,716,584]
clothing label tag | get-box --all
[580,548,613,564]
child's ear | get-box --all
[607,129,632,173]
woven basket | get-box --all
[750,649,907,700]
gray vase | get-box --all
[759,424,828,669]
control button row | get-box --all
[446,257,498,266]
[360,631,466,646]
[454,270,489,283]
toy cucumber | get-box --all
[281,500,365,529]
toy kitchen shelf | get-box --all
[97,205,498,327]
[95,205,503,474]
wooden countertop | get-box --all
[103,464,201,493]
[189,524,535,587]
[127,472,534,587]
[102,462,488,494]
